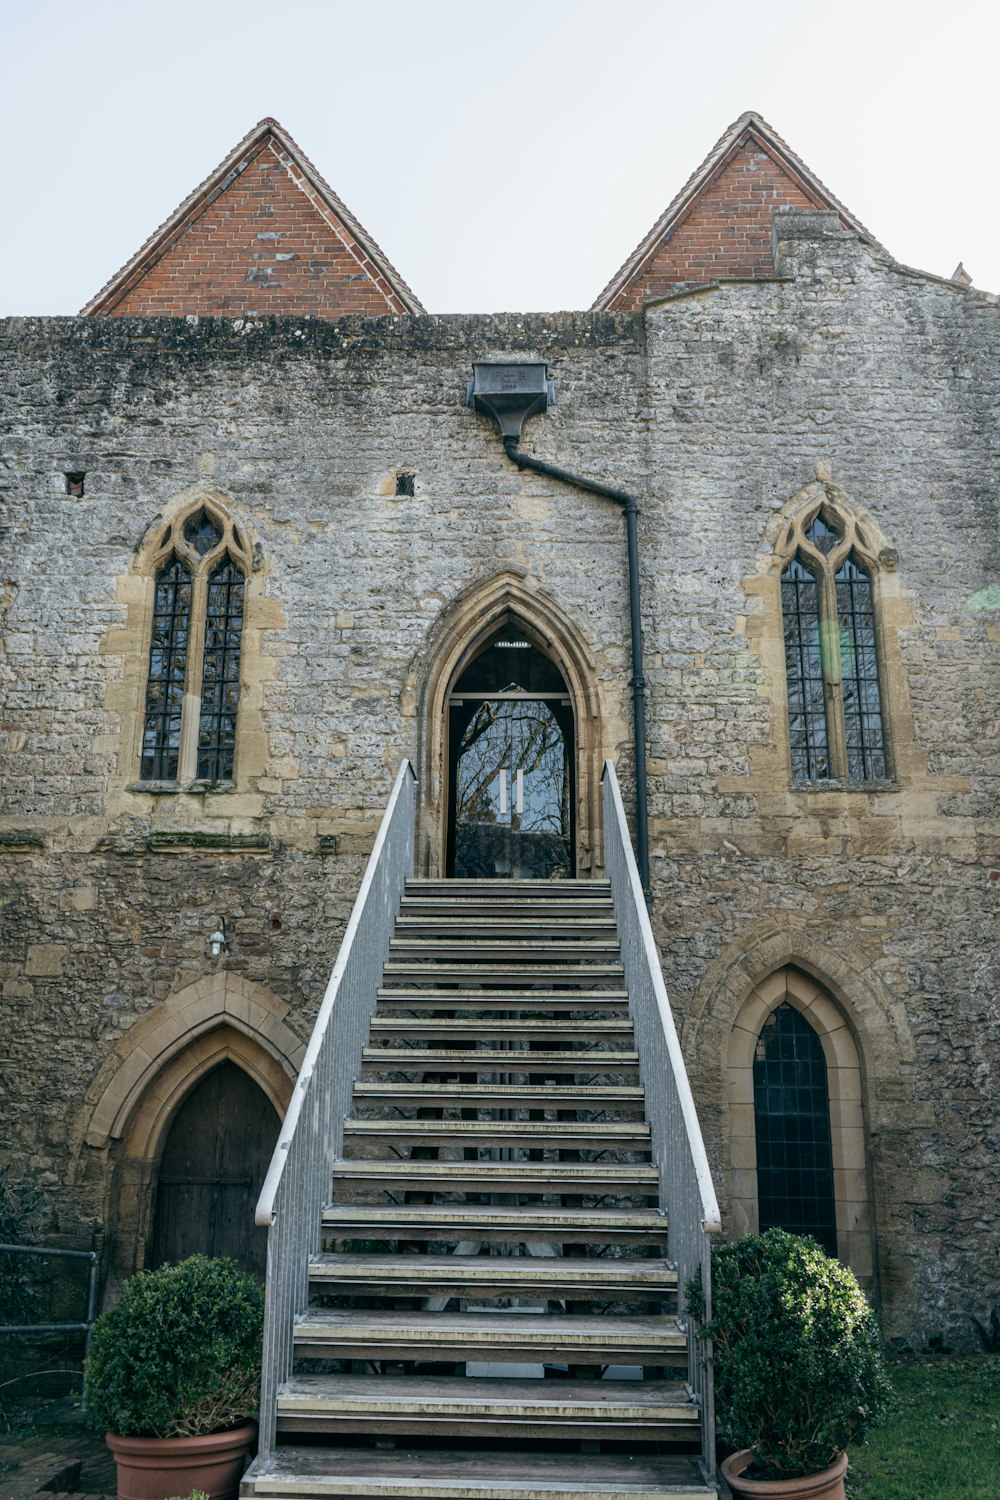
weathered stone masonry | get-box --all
[1,210,998,1346]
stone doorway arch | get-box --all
[415,572,604,878]
[80,973,302,1279]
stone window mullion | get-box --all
[818,564,849,780]
[178,568,210,782]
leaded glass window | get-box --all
[779,507,888,783]
[198,560,245,781]
[141,559,192,781]
[782,558,829,780]
[837,557,886,780]
[139,506,250,784]
[754,1004,837,1255]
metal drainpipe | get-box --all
[501,434,651,896]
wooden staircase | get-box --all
[244,879,717,1499]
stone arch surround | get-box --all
[684,924,922,1295]
[78,972,303,1278]
[413,571,607,878]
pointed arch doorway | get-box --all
[150,1061,279,1280]
[447,630,575,879]
[416,574,604,879]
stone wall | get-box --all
[1,210,997,1345]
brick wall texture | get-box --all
[603,134,822,310]
[97,137,411,318]
[1,211,998,1349]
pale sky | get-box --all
[5,0,999,315]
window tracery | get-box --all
[140,506,251,783]
[778,505,888,782]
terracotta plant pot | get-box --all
[721,1449,848,1500]
[106,1420,258,1500]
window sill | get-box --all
[790,777,898,794]
[127,779,237,796]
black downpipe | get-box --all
[502,435,651,896]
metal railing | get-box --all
[254,760,416,1461]
[602,760,722,1481]
[0,1243,99,1357]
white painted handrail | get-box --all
[602,759,720,1479]
[254,760,415,1461]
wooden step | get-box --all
[375,989,629,1011]
[309,1252,676,1299]
[273,1373,696,1444]
[370,1020,633,1041]
[352,1083,645,1110]
[405,880,611,896]
[381,965,625,989]
[362,1049,641,1077]
[400,897,615,918]
[343,1120,651,1150]
[388,941,621,962]
[292,1310,686,1364]
[245,1445,712,1498]
[330,1161,659,1196]
[395,917,619,936]
[321,1204,669,1246]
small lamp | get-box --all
[208,928,227,958]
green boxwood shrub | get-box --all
[85,1255,264,1438]
[688,1229,892,1478]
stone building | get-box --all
[1,111,998,1351]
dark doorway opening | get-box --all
[150,1060,280,1280]
[446,632,575,879]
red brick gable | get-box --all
[593,112,881,312]
[84,120,425,318]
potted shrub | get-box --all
[688,1229,891,1500]
[85,1255,264,1500]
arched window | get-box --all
[780,509,887,782]
[727,968,874,1288]
[753,1003,837,1254]
[140,506,251,783]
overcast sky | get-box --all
[5,0,998,315]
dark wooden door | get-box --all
[151,1061,280,1280]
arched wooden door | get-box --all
[150,1061,279,1280]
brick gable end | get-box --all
[106,140,408,318]
[604,138,821,312]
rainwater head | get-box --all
[467,361,555,443]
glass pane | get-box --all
[452,698,572,879]
[140,559,191,780]
[197,560,244,780]
[184,509,224,557]
[804,513,842,554]
[781,558,830,779]
[753,1003,837,1255]
[836,556,886,780]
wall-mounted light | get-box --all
[208,927,227,958]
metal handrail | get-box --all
[601,760,721,1480]
[254,759,416,1462]
[0,1242,100,1385]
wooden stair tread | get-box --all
[322,1204,668,1237]
[362,1049,640,1072]
[352,1083,644,1104]
[310,1252,677,1290]
[331,1160,658,1183]
[278,1372,695,1415]
[371,1020,632,1035]
[344,1120,650,1144]
[245,1445,711,1498]
[294,1309,685,1356]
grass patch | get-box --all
[847,1355,1000,1498]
